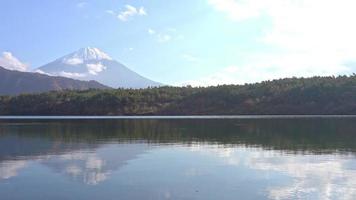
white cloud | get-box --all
[208,0,266,21]
[180,66,243,87]
[117,5,147,21]
[105,10,115,15]
[148,28,179,43]
[148,28,156,35]
[86,63,106,75]
[59,71,87,79]
[157,34,172,43]
[207,0,356,84]
[63,58,84,65]
[181,56,351,87]
[0,52,28,72]
[137,7,146,15]
[34,69,52,76]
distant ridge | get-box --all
[37,47,163,88]
[0,66,110,95]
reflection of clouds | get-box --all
[66,165,82,176]
[188,144,235,158]
[42,152,111,185]
[0,143,150,185]
[0,160,27,179]
[188,144,239,166]
[187,145,356,200]
[40,144,150,185]
[2,141,355,199]
[246,152,356,200]
[59,152,88,160]
[0,152,112,185]
[183,145,241,178]
[86,156,105,169]
[81,155,109,185]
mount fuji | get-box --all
[36,47,162,88]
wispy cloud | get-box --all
[157,34,172,43]
[181,55,351,87]
[105,10,115,15]
[86,63,106,75]
[59,71,87,79]
[63,58,83,65]
[35,69,52,76]
[0,52,28,72]
[179,66,241,87]
[148,28,181,43]
[115,5,147,22]
[207,0,356,83]
[208,0,264,21]
[148,28,156,35]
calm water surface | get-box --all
[0,117,356,200]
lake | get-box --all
[0,117,355,200]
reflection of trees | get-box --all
[1,118,356,156]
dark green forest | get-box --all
[1,75,356,115]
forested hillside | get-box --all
[1,75,356,115]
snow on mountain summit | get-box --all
[36,47,162,88]
[61,47,112,65]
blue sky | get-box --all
[1,0,356,86]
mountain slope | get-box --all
[0,66,110,95]
[37,47,162,88]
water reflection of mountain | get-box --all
[1,118,356,155]
[0,118,356,195]
[40,143,151,185]
[0,143,151,185]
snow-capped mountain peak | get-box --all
[36,47,162,88]
[61,47,112,65]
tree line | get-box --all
[1,75,356,115]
